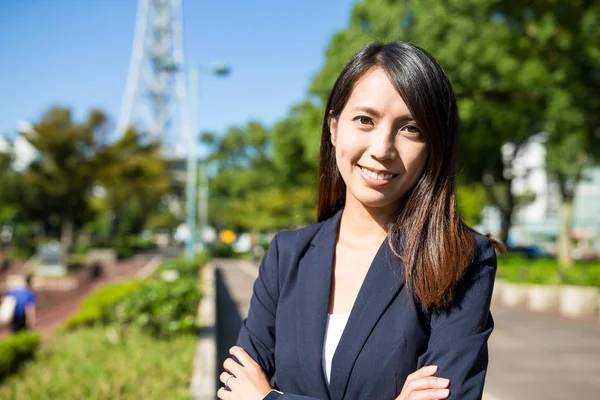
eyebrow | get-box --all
[351,106,415,122]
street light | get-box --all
[185,64,230,261]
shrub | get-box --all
[112,278,200,339]
[60,280,142,332]
[115,236,158,259]
[155,252,208,280]
[497,255,600,286]
[0,331,41,379]
[211,242,235,258]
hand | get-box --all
[396,365,450,400]
[217,346,272,400]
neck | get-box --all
[338,193,399,246]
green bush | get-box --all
[69,242,91,255]
[115,236,158,259]
[560,263,600,287]
[211,242,235,258]
[113,278,200,339]
[0,326,196,399]
[0,331,41,379]
[60,280,142,332]
[497,255,600,286]
[155,252,208,279]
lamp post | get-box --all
[185,64,230,261]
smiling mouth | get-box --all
[358,165,398,181]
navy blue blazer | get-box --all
[236,209,497,400]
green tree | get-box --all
[94,128,172,243]
[0,145,21,244]
[519,3,600,265]
[201,117,317,231]
[19,107,109,246]
[309,0,600,264]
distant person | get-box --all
[2,274,37,333]
[218,41,505,400]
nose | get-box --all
[368,126,397,161]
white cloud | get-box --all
[0,120,39,171]
[0,137,10,153]
[13,135,37,171]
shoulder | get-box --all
[271,217,332,255]
[450,230,498,302]
[470,230,497,267]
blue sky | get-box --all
[0,0,356,144]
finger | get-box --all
[223,358,244,377]
[229,346,257,368]
[406,365,438,382]
[405,376,450,392]
[219,372,235,385]
[410,388,450,399]
[217,386,231,400]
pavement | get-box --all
[208,259,600,400]
[485,303,600,400]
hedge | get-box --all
[497,255,600,286]
[0,331,41,379]
[60,280,142,332]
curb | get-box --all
[190,261,216,400]
[134,255,163,279]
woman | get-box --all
[218,41,504,400]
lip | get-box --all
[357,165,397,187]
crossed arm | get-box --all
[218,235,497,400]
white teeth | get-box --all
[360,167,394,180]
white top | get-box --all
[322,313,350,386]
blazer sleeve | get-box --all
[236,233,281,378]
[416,238,497,399]
[236,235,326,400]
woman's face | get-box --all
[330,66,428,211]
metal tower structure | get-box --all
[117,0,190,151]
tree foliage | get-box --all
[0,107,174,255]
[203,1,599,267]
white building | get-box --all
[478,134,600,253]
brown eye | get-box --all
[354,116,373,125]
[402,124,421,136]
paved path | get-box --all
[215,259,600,400]
[0,256,151,340]
[215,259,257,375]
[485,303,600,400]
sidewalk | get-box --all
[485,302,600,400]
[209,259,600,400]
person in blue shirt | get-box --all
[3,274,37,333]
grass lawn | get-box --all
[0,326,197,399]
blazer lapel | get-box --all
[296,209,343,400]
[329,239,405,400]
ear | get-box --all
[328,110,337,147]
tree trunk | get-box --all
[60,216,74,248]
[483,177,514,245]
[499,207,512,245]
[557,200,574,267]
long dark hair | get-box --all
[318,41,504,308]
